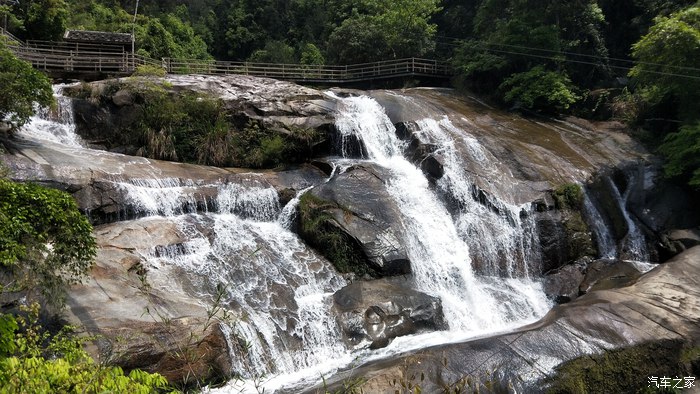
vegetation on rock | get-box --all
[298,193,379,278]
[0,178,96,305]
[0,170,170,392]
[552,183,595,262]
[0,304,171,394]
[545,340,700,394]
[67,79,325,169]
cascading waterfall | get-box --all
[411,117,541,277]
[18,89,351,391]
[333,95,550,332]
[18,85,657,393]
[19,84,85,147]
[582,189,618,259]
[605,175,649,261]
[121,178,349,382]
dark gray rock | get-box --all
[112,89,135,107]
[303,164,411,276]
[333,279,445,349]
[536,210,569,273]
[578,259,648,294]
[660,228,700,257]
[543,257,589,303]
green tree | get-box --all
[0,43,53,133]
[247,40,296,63]
[327,0,441,63]
[629,5,700,121]
[452,0,608,111]
[299,42,325,65]
[500,65,580,112]
[658,122,700,187]
[0,178,96,305]
[10,0,69,41]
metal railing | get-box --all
[2,31,452,82]
[163,57,452,81]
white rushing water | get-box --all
[18,84,86,147]
[333,95,551,333]
[582,189,618,259]
[605,175,649,262]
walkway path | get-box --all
[2,29,451,83]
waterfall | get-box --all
[332,95,550,332]
[582,190,617,259]
[115,176,348,380]
[606,175,649,261]
[18,84,85,147]
[412,117,541,277]
[18,86,559,393]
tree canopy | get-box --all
[0,43,53,133]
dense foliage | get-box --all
[0,172,168,392]
[0,304,170,393]
[0,178,96,305]
[0,43,53,132]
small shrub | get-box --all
[0,304,171,393]
[132,64,167,77]
[553,183,583,210]
[500,65,580,113]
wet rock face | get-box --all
[65,218,233,385]
[395,121,445,183]
[535,206,595,274]
[299,164,411,277]
[103,317,232,386]
[543,257,588,303]
[543,257,649,304]
[333,280,445,349]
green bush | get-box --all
[553,183,584,210]
[0,304,171,394]
[0,43,53,132]
[133,64,167,77]
[659,121,700,188]
[0,179,96,306]
[500,66,580,113]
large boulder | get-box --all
[298,164,411,277]
[333,279,445,349]
[63,75,337,166]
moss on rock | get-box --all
[546,340,700,394]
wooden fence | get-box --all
[2,29,452,82]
